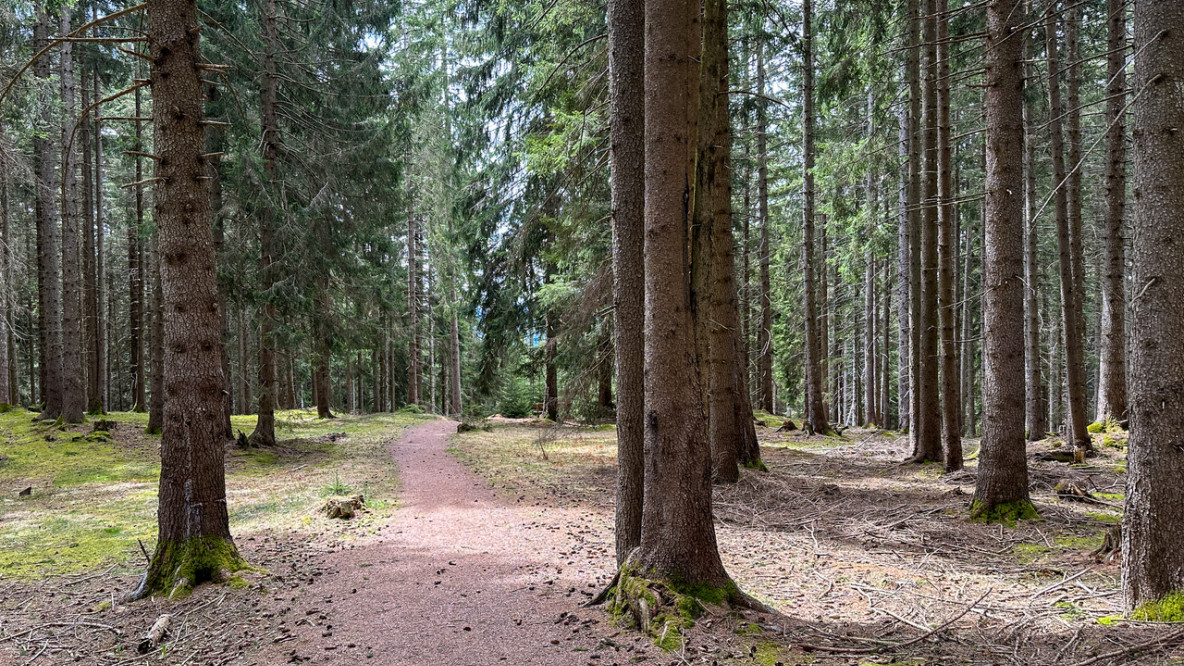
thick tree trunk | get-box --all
[250,0,280,447]
[935,0,960,470]
[636,0,732,589]
[135,0,244,599]
[1122,0,1184,611]
[755,44,774,415]
[35,3,63,419]
[801,0,830,437]
[1046,6,1088,453]
[973,0,1033,520]
[608,0,645,565]
[58,10,85,424]
[1097,0,1127,422]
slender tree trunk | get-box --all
[449,299,461,416]
[250,0,280,446]
[1123,0,1184,610]
[58,9,85,423]
[92,61,106,413]
[608,0,645,565]
[820,219,831,423]
[896,100,911,432]
[130,85,147,412]
[205,85,232,437]
[0,145,8,406]
[935,0,961,470]
[636,0,732,589]
[544,314,558,421]
[911,0,941,462]
[973,0,1033,520]
[755,43,774,414]
[81,75,100,413]
[1046,5,1089,454]
[407,211,420,406]
[1097,0,1127,421]
[863,252,878,426]
[314,287,334,419]
[905,0,922,440]
[801,0,829,436]
[135,0,244,599]
[147,229,165,433]
[1022,14,1044,440]
[34,3,62,418]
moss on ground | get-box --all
[0,408,429,580]
[1132,591,1184,622]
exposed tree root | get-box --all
[126,536,248,602]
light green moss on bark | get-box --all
[970,499,1039,526]
[141,536,249,600]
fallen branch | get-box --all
[798,589,991,655]
[1068,626,1184,666]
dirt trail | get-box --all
[253,419,626,665]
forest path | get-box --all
[252,419,623,665]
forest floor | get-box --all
[1,408,1182,665]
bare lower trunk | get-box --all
[130,86,147,412]
[608,0,645,565]
[449,303,461,416]
[936,0,960,470]
[755,44,773,414]
[1097,0,1127,422]
[1122,0,1184,611]
[1022,21,1044,440]
[137,0,243,599]
[35,3,63,419]
[973,0,1032,520]
[801,0,829,436]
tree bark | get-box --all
[1046,5,1088,453]
[912,0,941,462]
[58,8,85,423]
[936,0,960,470]
[755,43,774,414]
[34,2,63,419]
[250,0,280,446]
[905,0,922,440]
[973,0,1033,520]
[801,0,830,437]
[608,0,645,565]
[896,98,911,432]
[449,299,462,416]
[130,85,147,412]
[636,0,731,589]
[135,0,244,599]
[1097,0,1127,422]
[407,210,420,406]
[147,225,165,433]
[1022,10,1044,440]
[1122,0,1184,611]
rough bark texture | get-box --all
[973,0,1032,520]
[91,62,107,414]
[1022,20,1044,441]
[755,44,773,415]
[801,0,830,437]
[912,0,941,463]
[449,302,462,416]
[896,103,911,432]
[608,0,644,566]
[130,85,147,412]
[544,313,558,421]
[0,143,8,405]
[136,0,243,599]
[34,2,63,419]
[147,233,165,432]
[1096,0,1127,422]
[637,0,730,588]
[1122,0,1184,611]
[57,9,85,424]
[1046,6,1088,452]
[905,0,922,440]
[250,0,280,447]
[935,0,960,470]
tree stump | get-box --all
[322,495,365,519]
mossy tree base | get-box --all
[597,560,760,652]
[1132,591,1184,622]
[970,499,1039,526]
[131,536,249,601]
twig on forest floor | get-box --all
[1029,568,1089,600]
[1067,625,1184,666]
[19,640,48,666]
[797,589,992,655]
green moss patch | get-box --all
[970,499,1039,526]
[1132,591,1184,622]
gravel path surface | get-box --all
[252,419,629,665]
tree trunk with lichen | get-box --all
[134,0,245,600]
